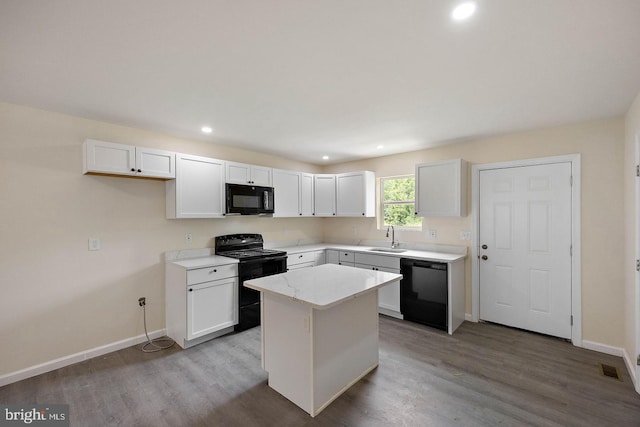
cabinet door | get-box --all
[187,278,238,340]
[377,267,401,313]
[336,171,375,217]
[300,173,315,217]
[314,174,336,217]
[135,147,176,178]
[226,162,252,184]
[325,250,339,264]
[273,169,301,217]
[250,165,272,187]
[83,139,135,175]
[226,162,272,186]
[415,159,467,217]
[167,154,225,218]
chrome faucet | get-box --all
[386,225,399,248]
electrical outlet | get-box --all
[459,231,472,241]
[138,297,146,307]
[428,229,437,239]
[185,233,192,244]
[88,238,101,251]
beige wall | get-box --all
[0,100,629,378]
[624,91,640,376]
[0,102,324,376]
[324,118,626,347]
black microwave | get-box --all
[226,183,275,215]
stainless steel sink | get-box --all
[368,248,407,253]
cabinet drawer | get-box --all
[354,253,400,270]
[288,261,315,270]
[288,251,316,266]
[339,251,355,263]
[187,264,237,285]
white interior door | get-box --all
[479,163,572,339]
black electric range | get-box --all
[215,234,287,331]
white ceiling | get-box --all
[1,1,640,165]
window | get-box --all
[381,176,422,228]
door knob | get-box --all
[482,255,488,260]
[481,244,488,250]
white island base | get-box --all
[245,264,402,417]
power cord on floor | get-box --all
[137,297,175,353]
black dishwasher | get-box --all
[400,258,448,331]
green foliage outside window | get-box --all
[382,177,422,227]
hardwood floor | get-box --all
[2,316,640,426]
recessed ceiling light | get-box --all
[377,145,384,150]
[322,155,329,160]
[451,1,476,21]
[201,126,213,134]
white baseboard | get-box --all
[581,340,624,357]
[0,329,166,387]
[465,313,474,322]
[622,348,638,389]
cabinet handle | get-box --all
[333,213,336,216]
[189,288,193,292]
[131,168,135,172]
[414,212,418,215]
[209,269,217,274]
[362,213,365,216]
[299,255,303,258]
[137,169,142,173]
[299,213,302,216]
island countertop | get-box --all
[244,264,402,310]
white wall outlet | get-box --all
[88,238,101,251]
[459,231,472,241]
[428,229,437,239]
[185,233,193,244]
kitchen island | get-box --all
[244,263,402,417]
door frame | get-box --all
[470,154,582,346]
[635,135,640,393]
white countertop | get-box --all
[244,264,402,309]
[277,243,466,263]
[169,255,239,269]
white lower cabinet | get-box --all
[166,261,238,348]
[325,249,355,266]
[187,278,237,340]
[287,250,325,270]
[354,253,402,319]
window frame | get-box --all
[378,175,423,231]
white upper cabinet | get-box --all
[83,139,175,179]
[273,169,302,217]
[300,173,315,217]
[166,153,226,219]
[314,174,337,217]
[415,158,467,217]
[336,171,375,217]
[225,161,272,186]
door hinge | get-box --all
[570,175,573,186]
[570,245,573,256]
[570,315,573,326]
[636,259,640,272]
[637,354,640,365]
[637,165,639,177]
